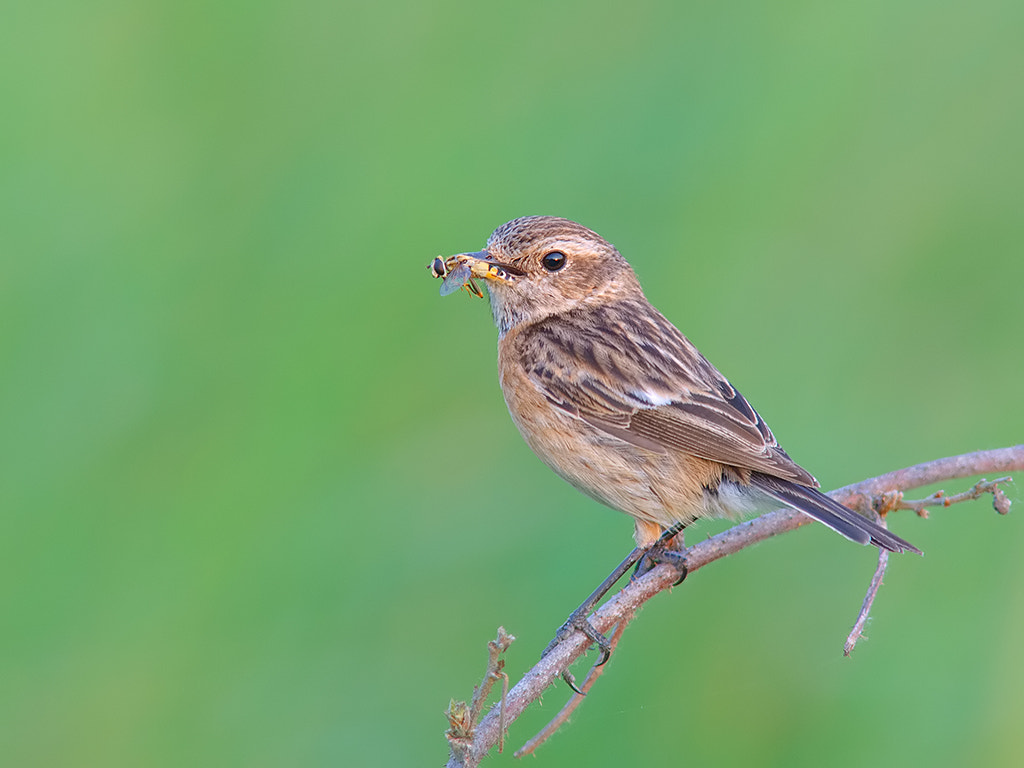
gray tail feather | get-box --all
[751,473,922,555]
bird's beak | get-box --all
[457,251,525,283]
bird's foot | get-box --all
[542,608,613,693]
[634,537,689,586]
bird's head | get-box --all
[436,216,642,336]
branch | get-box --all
[843,544,889,655]
[445,446,1023,767]
[840,475,1012,654]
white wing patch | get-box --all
[628,389,676,407]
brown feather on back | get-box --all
[510,299,818,488]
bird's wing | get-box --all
[514,301,817,486]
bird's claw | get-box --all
[561,669,583,695]
[542,608,613,671]
[634,543,689,586]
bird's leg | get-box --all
[542,523,689,685]
[541,546,646,672]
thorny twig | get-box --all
[446,627,515,760]
[444,446,1023,768]
[867,477,1013,518]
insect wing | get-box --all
[439,262,472,296]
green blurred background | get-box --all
[2,1,1022,765]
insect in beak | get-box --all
[428,251,523,298]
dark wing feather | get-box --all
[752,473,922,554]
[516,300,816,486]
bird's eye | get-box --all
[541,251,567,271]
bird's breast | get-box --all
[496,334,724,536]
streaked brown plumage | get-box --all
[441,216,918,554]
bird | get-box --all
[434,215,919,561]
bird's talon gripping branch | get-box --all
[633,545,689,585]
[543,608,613,670]
[654,548,690,586]
[632,523,689,584]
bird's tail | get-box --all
[751,473,922,554]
